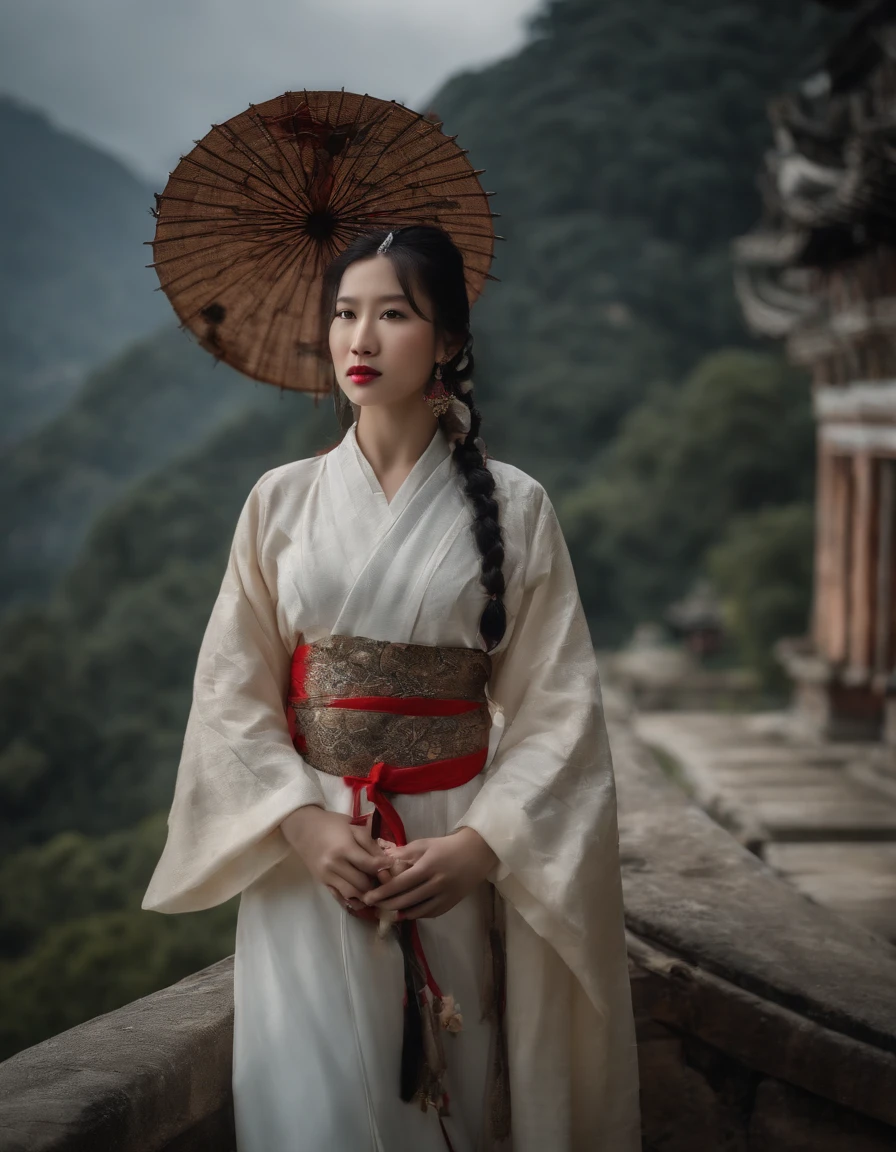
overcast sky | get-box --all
[0,0,541,182]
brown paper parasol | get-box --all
[148,90,499,395]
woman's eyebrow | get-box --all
[335,294,408,305]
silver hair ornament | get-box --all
[377,231,395,254]
[459,378,474,394]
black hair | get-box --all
[320,225,506,651]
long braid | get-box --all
[442,341,507,652]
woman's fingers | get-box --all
[364,859,431,904]
[346,844,393,881]
[325,882,364,910]
[349,818,379,853]
[330,859,377,896]
[347,841,392,875]
[401,895,448,920]
[348,818,398,871]
[374,877,444,912]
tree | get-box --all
[708,503,815,690]
[559,349,815,644]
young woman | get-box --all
[143,225,640,1151]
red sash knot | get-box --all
[343,747,488,847]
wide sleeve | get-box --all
[456,486,640,1147]
[454,486,629,1017]
[142,476,326,914]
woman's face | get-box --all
[329,254,449,411]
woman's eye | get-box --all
[334,309,404,319]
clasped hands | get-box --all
[280,805,498,920]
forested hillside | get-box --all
[0,327,281,606]
[0,98,168,445]
[433,0,833,490]
[0,0,837,1057]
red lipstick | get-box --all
[347,364,381,385]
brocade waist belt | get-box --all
[287,634,492,847]
[288,633,492,771]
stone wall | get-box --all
[631,939,896,1151]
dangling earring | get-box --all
[423,361,451,417]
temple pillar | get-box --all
[828,451,852,666]
[848,451,875,677]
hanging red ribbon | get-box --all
[342,748,488,845]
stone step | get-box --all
[753,799,896,841]
[636,710,896,940]
[764,842,896,875]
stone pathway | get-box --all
[635,711,896,943]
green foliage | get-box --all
[0,813,237,1059]
[0,905,237,1060]
[708,503,815,689]
[0,814,168,957]
[559,350,815,644]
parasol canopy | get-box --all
[148,90,499,395]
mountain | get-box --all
[430,0,837,492]
[0,96,169,445]
[0,325,283,607]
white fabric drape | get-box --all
[143,423,640,1151]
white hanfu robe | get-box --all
[142,423,640,1151]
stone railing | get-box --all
[2,691,896,1151]
[0,957,235,1152]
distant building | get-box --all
[665,579,725,660]
[735,0,896,744]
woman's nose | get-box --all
[350,315,379,357]
[351,333,377,358]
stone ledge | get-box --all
[628,933,896,1128]
[0,958,234,1152]
[608,693,896,1061]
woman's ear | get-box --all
[437,333,465,364]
